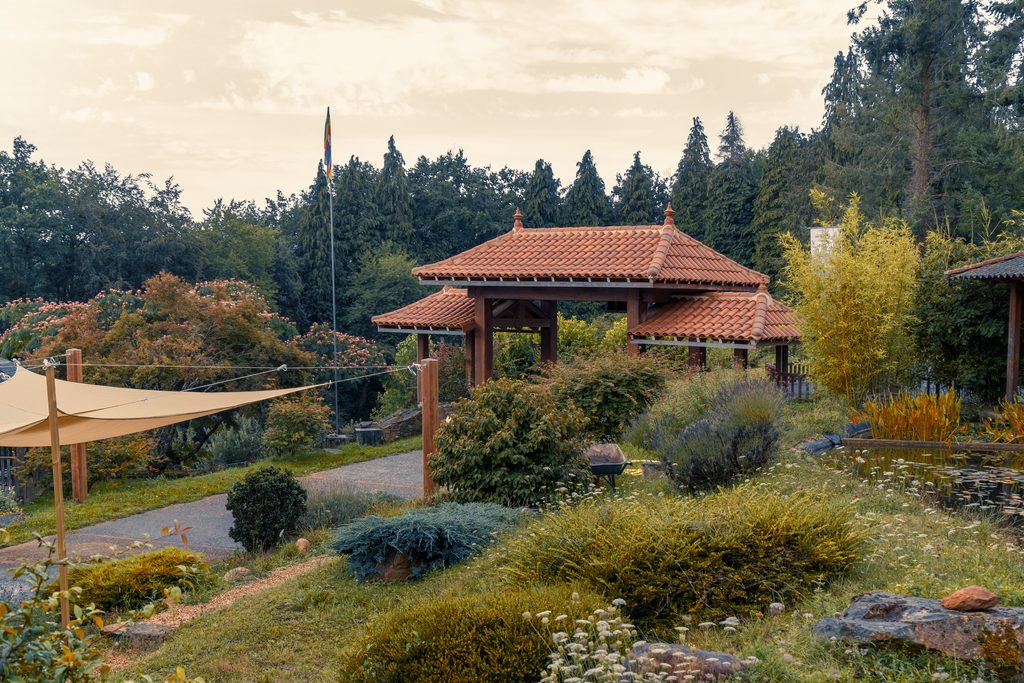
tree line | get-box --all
[2,0,1023,344]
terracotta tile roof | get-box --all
[412,208,768,287]
[946,252,1024,281]
[372,287,475,333]
[630,285,800,344]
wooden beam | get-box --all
[66,348,87,503]
[626,290,642,357]
[539,300,558,364]
[420,358,439,497]
[469,285,632,303]
[733,348,749,370]
[473,296,493,384]
[45,365,70,628]
[1009,281,1022,401]
[688,347,706,371]
[415,333,430,363]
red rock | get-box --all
[941,586,998,612]
[295,538,311,553]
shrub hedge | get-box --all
[331,502,527,580]
[501,486,867,626]
[226,466,307,552]
[431,379,590,507]
[65,547,211,612]
[261,395,331,456]
[546,352,666,442]
[340,586,606,683]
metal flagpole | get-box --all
[326,109,340,436]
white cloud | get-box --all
[182,69,196,84]
[71,77,117,98]
[134,72,155,91]
[69,13,190,48]
[544,68,670,95]
[60,107,136,125]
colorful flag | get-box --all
[324,107,332,180]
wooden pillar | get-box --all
[415,333,430,363]
[775,344,790,386]
[539,300,558,365]
[66,348,87,503]
[45,365,70,628]
[1008,282,1022,401]
[473,296,493,384]
[626,290,642,357]
[733,348,749,370]
[688,346,706,372]
[464,331,476,389]
[420,358,439,498]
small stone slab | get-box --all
[815,592,1024,676]
[942,585,999,612]
[101,621,174,648]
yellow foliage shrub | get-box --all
[340,586,605,683]
[501,487,867,626]
[65,547,212,612]
[984,398,1024,443]
[856,389,962,442]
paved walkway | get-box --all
[0,450,423,575]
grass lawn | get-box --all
[1,436,421,548]
[118,399,1024,682]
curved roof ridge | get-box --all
[647,225,676,278]
[750,283,770,341]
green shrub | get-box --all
[501,486,866,626]
[17,435,153,488]
[226,466,308,552]
[546,352,666,442]
[0,484,19,514]
[301,484,403,531]
[331,502,526,580]
[626,371,743,449]
[261,394,331,456]
[207,415,264,467]
[655,379,784,491]
[65,547,211,612]
[431,379,590,507]
[340,586,606,683]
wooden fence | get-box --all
[0,447,17,489]
[765,362,815,400]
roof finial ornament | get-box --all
[663,203,675,228]
[513,207,523,232]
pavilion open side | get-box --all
[946,252,1024,401]
[373,205,801,384]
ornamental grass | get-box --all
[855,388,962,443]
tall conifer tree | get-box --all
[703,113,758,265]
[670,117,712,235]
[522,159,563,227]
[296,162,334,326]
[375,136,414,245]
[612,151,666,225]
[564,150,611,226]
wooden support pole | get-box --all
[688,346,706,372]
[473,296,492,384]
[415,333,430,363]
[625,290,642,357]
[1008,282,1022,402]
[539,300,558,364]
[464,331,476,389]
[66,348,87,503]
[733,348,749,370]
[45,365,70,629]
[420,358,439,498]
[775,344,790,387]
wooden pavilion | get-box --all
[946,252,1024,401]
[373,206,800,385]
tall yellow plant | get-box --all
[855,389,962,443]
[780,194,919,404]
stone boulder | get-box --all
[295,538,312,553]
[373,404,454,442]
[815,592,1024,677]
[222,566,252,583]
[101,621,174,648]
[630,642,749,679]
[374,548,413,582]
[583,443,625,465]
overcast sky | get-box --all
[0,0,863,213]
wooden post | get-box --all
[415,334,430,363]
[464,330,476,389]
[625,290,642,357]
[733,348,749,370]
[688,346,706,372]
[66,348,87,503]
[45,365,70,629]
[1008,282,1022,402]
[539,300,558,364]
[420,358,439,497]
[473,296,493,384]
[775,344,790,388]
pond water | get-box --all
[842,446,1024,519]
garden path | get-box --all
[0,450,422,594]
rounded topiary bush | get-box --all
[431,379,590,507]
[64,547,211,611]
[340,586,606,683]
[501,486,867,626]
[546,352,666,442]
[226,465,307,552]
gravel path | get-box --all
[0,450,422,597]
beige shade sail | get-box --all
[0,364,317,447]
